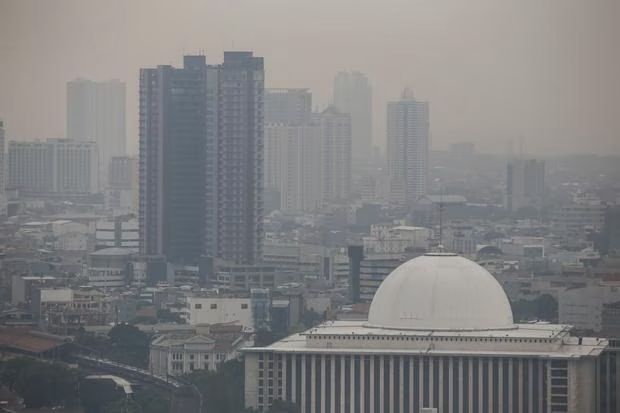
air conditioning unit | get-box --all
[421,409,438,413]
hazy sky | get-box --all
[1,0,618,156]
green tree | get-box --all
[107,323,150,368]
[185,359,245,413]
[0,358,78,408]
[512,294,558,323]
[80,378,124,413]
[133,386,170,413]
[0,357,31,391]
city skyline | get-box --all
[1,0,618,156]
[1,2,619,413]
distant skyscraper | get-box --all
[333,71,372,166]
[8,139,98,196]
[139,52,264,265]
[387,89,430,206]
[264,124,322,212]
[265,89,311,125]
[67,78,126,182]
[0,120,6,214]
[314,106,352,203]
[264,88,322,212]
[505,159,545,212]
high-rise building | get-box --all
[333,71,372,166]
[67,79,126,182]
[215,52,264,265]
[387,89,430,206]
[264,124,322,213]
[140,52,264,265]
[264,88,322,213]
[139,55,211,264]
[8,139,98,196]
[244,253,615,413]
[105,156,137,214]
[265,89,311,125]
[0,120,6,214]
[505,159,545,212]
[314,106,352,203]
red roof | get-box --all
[0,327,69,354]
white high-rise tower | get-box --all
[387,89,429,206]
[67,78,126,184]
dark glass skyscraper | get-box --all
[139,52,264,265]
[215,52,264,265]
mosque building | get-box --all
[244,252,618,413]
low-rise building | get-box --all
[149,324,249,376]
[559,285,620,335]
[87,247,135,289]
[185,296,254,329]
[33,287,111,334]
[95,217,139,250]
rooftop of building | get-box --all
[0,327,72,355]
[90,247,138,256]
[246,253,609,358]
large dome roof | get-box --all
[367,253,514,331]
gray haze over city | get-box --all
[1,0,619,155]
[1,1,620,413]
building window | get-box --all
[241,303,248,309]
[210,303,217,309]
[195,303,202,309]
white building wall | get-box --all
[186,297,254,329]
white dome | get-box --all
[367,253,514,331]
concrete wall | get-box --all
[244,352,260,409]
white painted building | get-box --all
[150,329,247,376]
[185,297,254,330]
[244,253,612,413]
[8,139,99,196]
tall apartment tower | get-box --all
[8,139,98,196]
[0,120,6,214]
[139,53,264,265]
[67,79,126,183]
[264,88,321,212]
[314,106,352,203]
[333,71,372,166]
[505,159,545,212]
[215,52,264,264]
[264,124,322,212]
[387,89,430,206]
[265,89,311,125]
